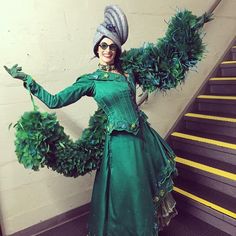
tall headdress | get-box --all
[93,5,129,57]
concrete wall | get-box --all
[0,0,235,235]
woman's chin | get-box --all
[100,60,114,65]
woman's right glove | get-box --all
[4,64,29,81]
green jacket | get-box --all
[25,69,147,135]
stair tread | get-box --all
[184,112,236,125]
[209,77,236,80]
[207,92,236,96]
[198,94,236,99]
[209,77,236,84]
[188,111,236,119]
[159,210,230,236]
[196,95,236,104]
[174,177,236,214]
[221,60,236,64]
[173,129,236,146]
[174,150,236,174]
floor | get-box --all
[36,209,230,236]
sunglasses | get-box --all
[99,42,118,51]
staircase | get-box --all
[167,39,236,236]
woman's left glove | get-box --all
[4,64,29,81]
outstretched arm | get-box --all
[4,64,94,108]
[121,10,213,93]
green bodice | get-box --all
[25,69,147,135]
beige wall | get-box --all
[0,0,235,235]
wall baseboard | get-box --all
[8,203,90,236]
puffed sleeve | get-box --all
[24,74,95,109]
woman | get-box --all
[4,5,211,236]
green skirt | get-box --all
[88,118,177,236]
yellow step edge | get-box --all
[185,112,236,123]
[173,187,236,219]
[171,132,236,150]
[232,46,236,49]
[209,77,236,81]
[221,61,236,64]
[197,95,236,100]
[175,156,236,181]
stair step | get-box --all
[195,96,236,114]
[175,156,236,181]
[188,110,236,119]
[174,150,236,174]
[198,95,236,101]
[221,60,236,65]
[220,61,236,77]
[159,210,230,236]
[175,155,236,196]
[184,112,236,124]
[176,165,235,198]
[173,191,236,236]
[170,136,236,166]
[208,77,236,95]
[170,131,236,166]
[209,77,236,82]
[183,113,236,138]
[173,179,236,219]
[172,131,236,148]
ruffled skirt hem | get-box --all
[157,192,178,231]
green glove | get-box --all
[4,64,29,81]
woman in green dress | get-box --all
[4,4,211,236]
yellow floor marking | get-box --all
[197,95,236,100]
[176,156,236,181]
[185,113,236,123]
[221,61,236,64]
[209,77,236,81]
[171,132,236,150]
[173,187,236,218]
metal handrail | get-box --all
[137,0,222,107]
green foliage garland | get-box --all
[13,10,212,177]
[121,10,213,92]
[14,107,107,177]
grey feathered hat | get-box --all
[93,5,129,57]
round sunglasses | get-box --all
[99,42,118,51]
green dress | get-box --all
[25,69,177,235]
[18,9,211,235]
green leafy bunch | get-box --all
[121,10,213,92]
[14,107,107,177]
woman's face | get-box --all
[97,37,117,65]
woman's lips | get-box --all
[102,54,112,58]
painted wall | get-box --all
[0,0,235,235]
